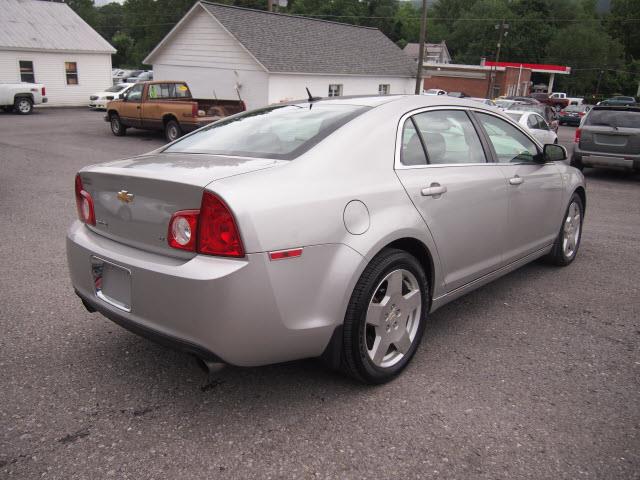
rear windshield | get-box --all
[105,84,128,93]
[163,104,369,160]
[506,112,523,122]
[586,110,640,128]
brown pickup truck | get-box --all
[105,80,245,142]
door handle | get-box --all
[421,183,447,198]
[509,176,524,186]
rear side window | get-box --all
[148,83,191,99]
[585,110,640,128]
[409,110,487,164]
[476,113,539,163]
[164,104,369,160]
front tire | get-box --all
[110,113,126,136]
[14,97,33,114]
[545,193,584,266]
[341,249,429,384]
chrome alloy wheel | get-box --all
[562,201,581,258]
[167,124,179,141]
[364,269,422,368]
[17,99,32,113]
[111,117,120,133]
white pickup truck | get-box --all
[549,92,584,106]
[0,82,47,114]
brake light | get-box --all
[574,128,581,143]
[75,174,95,226]
[560,110,566,115]
[167,192,244,257]
[579,111,585,116]
[198,192,244,257]
[167,210,199,251]
[191,102,198,117]
[41,86,46,96]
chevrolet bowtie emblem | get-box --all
[117,190,134,203]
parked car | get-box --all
[597,96,637,107]
[470,97,497,107]
[505,110,558,145]
[508,103,559,132]
[558,104,591,126]
[89,83,134,110]
[120,70,144,83]
[105,80,246,142]
[423,89,447,96]
[505,96,541,105]
[494,99,519,110]
[446,91,469,98]
[68,95,585,384]
[571,106,640,172]
[124,70,153,83]
[0,82,47,114]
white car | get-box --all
[423,89,447,96]
[89,83,134,110]
[0,82,47,114]
[504,110,558,145]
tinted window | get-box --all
[411,110,486,164]
[476,113,539,163]
[164,104,369,160]
[585,110,640,128]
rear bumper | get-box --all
[573,147,640,170]
[66,221,363,366]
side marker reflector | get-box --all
[269,248,303,261]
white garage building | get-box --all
[0,0,115,106]
[144,2,417,109]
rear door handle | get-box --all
[509,176,524,186]
[421,183,447,198]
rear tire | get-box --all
[545,193,584,266]
[165,120,182,142]
[110,113,126,136]
[341,248,429,384]
[14,97,33,114]
[570,156,584,171]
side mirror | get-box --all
[543,143,567,162]
[119,92,126,100]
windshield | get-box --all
[585,110,640,128]
[105,84,128,93]
[164,104,370,160]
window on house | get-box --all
[19,61,35,83]
[378,84,390,95]
[328,84,343,97]
[65,62,78,85]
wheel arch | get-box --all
[162,113,178,126]
[14,93,34,103]
[107,109,119,119]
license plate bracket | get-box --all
[91,256,132,312]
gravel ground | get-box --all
[1,108,639,479]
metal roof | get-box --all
[146,2,417,77]
[0,0,115,53]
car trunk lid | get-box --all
[79,153,284,257]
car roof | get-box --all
[288,94,500,112]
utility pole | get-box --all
[414,0,428,94]
[267,0,273,12]
[486,20,509,98]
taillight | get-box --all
[41,86,46,96]
[167,192,244,257]
[574,128,581,143]
[191,102,198,117]
[75,174,95,226]
[560,110,565,115]
[167,210,199,251]
[579,111,585,116]
[198,192,244,257]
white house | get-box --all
[144,2,417,109]
[0,0,115,106]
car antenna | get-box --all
[306,87,321,102]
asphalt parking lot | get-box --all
[1,107,639,479]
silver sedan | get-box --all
[67,95,586,384]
